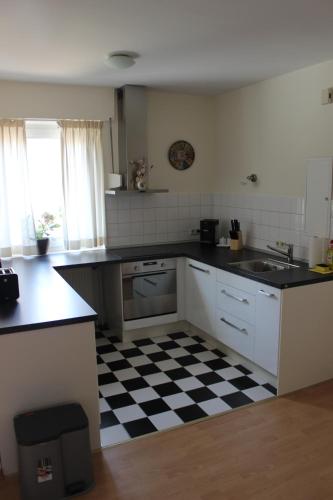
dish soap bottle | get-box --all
[327,240,333,269]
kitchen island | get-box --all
[0,258,99,475]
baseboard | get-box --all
[122,320,188,342]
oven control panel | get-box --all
[122,259,176,276]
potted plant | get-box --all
[35,212,60,255]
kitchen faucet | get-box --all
[267,243,294,264]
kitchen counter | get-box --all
[1,242,331,335]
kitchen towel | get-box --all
[308,236,328,268]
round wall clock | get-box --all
[168,140,195,170]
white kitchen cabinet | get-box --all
[216,281,255,325]
[185,259,216,335]
[254,285,281,376]
[305,157,333,237]
[216,270,280,376]
[184,258,333,395]
[215,310,255,360]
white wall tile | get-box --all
[179,193,190,207]
[144,208,156,221]
[155,207,168,221]
[190,206,201,218]
[117,196,131,210]
[130,234,144,245]
[201,205,213,218]
[200,193,213,205]
[189,193,201,206]
[168,193,179,207]
[143,221,156,234]
[106,192,309,260]
[168,207,178,219]
[279,213,291,229]
[179,206,190,219]
[130,208,144,222]
[130,195,144,209]
[118,210,130,224]
[118,223,130,237]
[130,221,143,235]
[109,210,118,223]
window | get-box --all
[0,118,105,257]
[26,121,65,251]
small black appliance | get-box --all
[200,219,219,245]
[0,268,20,302]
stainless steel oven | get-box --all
[121,259,177,321]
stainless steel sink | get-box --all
[228,259,300,273]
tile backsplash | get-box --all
[213,193,307,260]
[105,192,308,260]
[105,193,213,248]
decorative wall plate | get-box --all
[168,140,195,170]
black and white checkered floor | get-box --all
[96,330,276,447]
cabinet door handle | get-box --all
[189,263,210,274]
[220,317,248,334]
[221,289,248,303]
[258,289,276,298]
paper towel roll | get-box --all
[308,236,327,268]
[108,173,122,189]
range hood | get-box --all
[106,85,168,194]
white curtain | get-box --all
[0,119,36,257]
[58,120,105,250]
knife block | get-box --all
[230,232,243,251]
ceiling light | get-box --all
[105,52,137,70]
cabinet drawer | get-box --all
[216,282,255,325]
[215,309,254,360]
[217,269,261,294]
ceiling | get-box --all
[2,0,333,94]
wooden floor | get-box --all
[2,380,333,500]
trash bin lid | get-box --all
[14,403,88,446]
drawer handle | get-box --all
[189,263,210,274]
[220,317,248,335]
[221,289,248,303]
[258,289,276,298]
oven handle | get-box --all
[122,271,170,279]
[144,277,158,286]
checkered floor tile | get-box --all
[96,330,276,447]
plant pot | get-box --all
[37,238,49,255]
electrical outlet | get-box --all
[321,88,333,105]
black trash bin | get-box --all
[14,403,94,500]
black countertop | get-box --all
[1,242,332,335]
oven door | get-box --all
[122,270,177,321]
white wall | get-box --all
[0,80,114,120]
[147,90,216,192]
[0,81,217,193]
[0,80,114,179]
[215,59,333,197]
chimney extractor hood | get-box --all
[106,85,168,194]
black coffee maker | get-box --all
[200,219,219,245]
